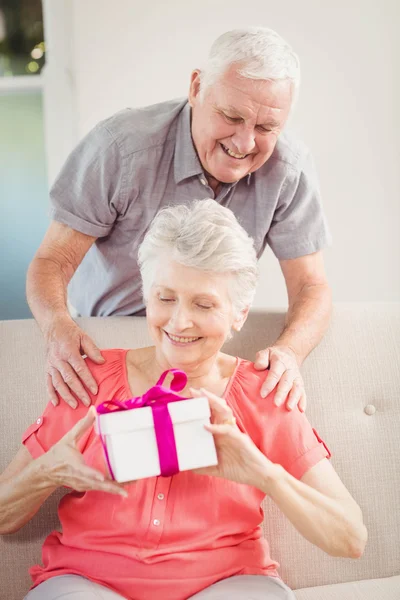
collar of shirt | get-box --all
[174,102,252,187]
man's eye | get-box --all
[225,115,242,123]
[159,297,174,303]
[257,125,273,133]
[197,304,212,310]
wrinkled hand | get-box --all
[37,406,127,497]
[190,388,277,487]
[44,317,105,408]
[254,345,306,412]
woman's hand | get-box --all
[37,406,128,497]
[190,388,278,488]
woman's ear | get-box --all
[232,307,250,332]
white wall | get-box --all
[43,0,400,306]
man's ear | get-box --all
[188,70,202,107]
[232,307,250,332]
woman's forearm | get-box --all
[0,458,57,534]
[259,465,367,558]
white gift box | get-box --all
[95,396,218,483]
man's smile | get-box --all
[220,142,250,160]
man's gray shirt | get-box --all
[50,98,331,316]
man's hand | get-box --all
[254,345,306,412]
[44,317,105,408]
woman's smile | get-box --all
[163,330,203,346]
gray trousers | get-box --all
[25,574,296,599]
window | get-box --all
[0,0,48,319]
[0,0,45,77]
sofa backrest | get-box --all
[0,304,399,598]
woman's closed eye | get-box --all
[159,297,212,310]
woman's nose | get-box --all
[169,306,194,331]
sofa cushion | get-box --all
[0,304,399,599]
[294,575,400,599]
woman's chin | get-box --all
[163,345,201,362]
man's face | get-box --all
[189,64,293,183]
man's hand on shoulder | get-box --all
[254,345,306,412]
[44,316,105,409]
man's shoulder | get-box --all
[98,97,188,158]
[267,129,312,173]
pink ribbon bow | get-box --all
[96,369,188,479]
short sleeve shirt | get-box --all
[22,350,331,600]
[50,99,332,317]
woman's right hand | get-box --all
[190,388,279,489]
[37,406,128,497]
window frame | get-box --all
[0,74,44,94]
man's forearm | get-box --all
[258,464,367,558]
[275,282,332,365]
[26,257,73,335]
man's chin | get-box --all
[211,169,249,184]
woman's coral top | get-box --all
[22,349,331,600]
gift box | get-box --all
[95,369,218,482]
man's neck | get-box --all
[204,172,222,196]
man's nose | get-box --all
[231,127,256,155]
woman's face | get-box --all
[146,259,245,370]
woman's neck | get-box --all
[153,348,224,391]
[126,347,236,399]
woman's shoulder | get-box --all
[225,357,277,432]
[83,348,133,397]
[86,348,128,375]
[227,357,266,398]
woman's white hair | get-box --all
[199,27,300,106]
[138,199,259,317]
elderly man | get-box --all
[27,27,332,411]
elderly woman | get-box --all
[0,200,366,600]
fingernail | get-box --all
[90,386,97,395]
[70,401,78,409]
[261,390,267,398]
[51,399,57,407]
[95,474,104,481]
[83,397,91,407]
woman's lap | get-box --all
[24,574,296,600]
[24,575,125,599]
[190,575,296,599]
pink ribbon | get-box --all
[96,369,188,479]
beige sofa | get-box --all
[1,304,399,599]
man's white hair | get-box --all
[199,27,300,105]
[138,199,259,317]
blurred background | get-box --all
[0,0,47,319]
[0,0,399,320]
